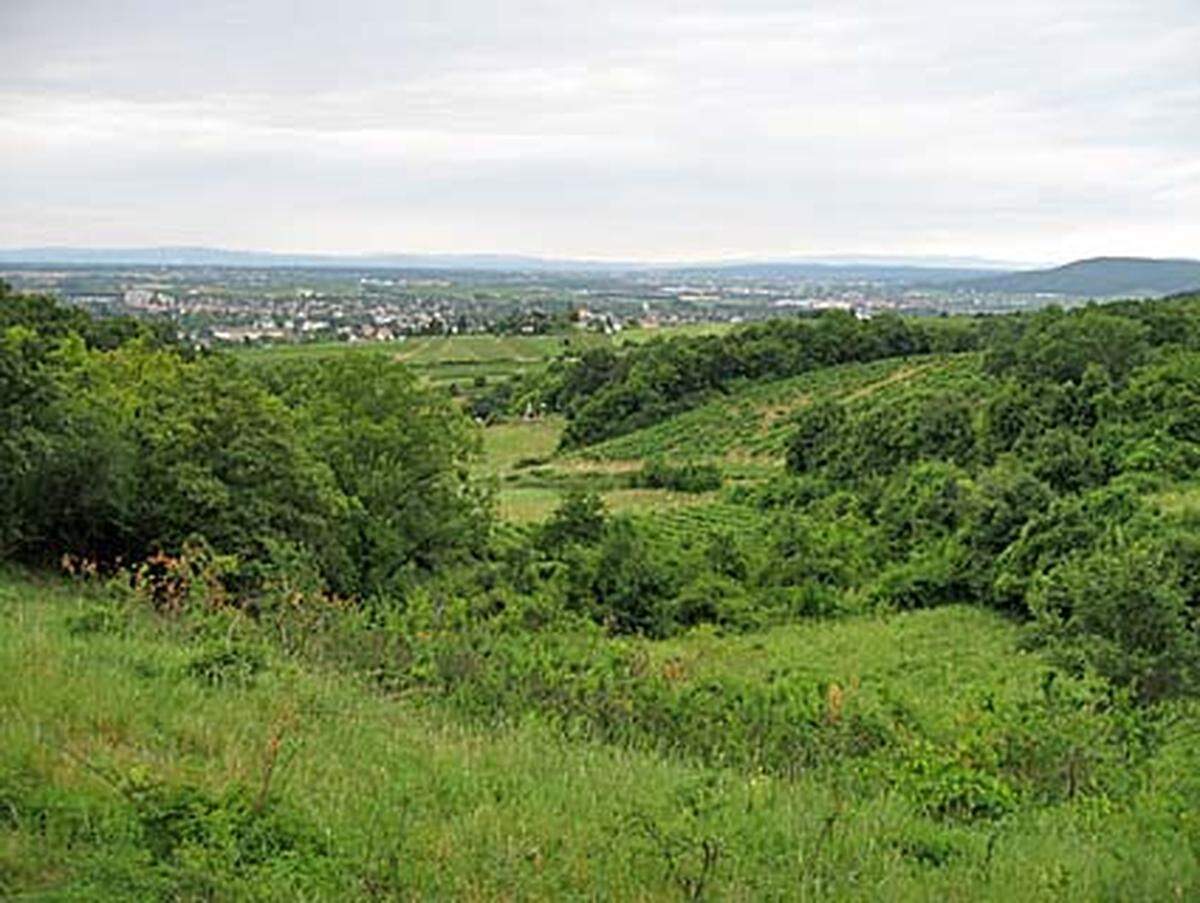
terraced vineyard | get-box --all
[629,500,772,547]
[580,352,984,463]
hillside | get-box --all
[4,568,1197,898]
[578,353,982,464]
[961,256,1200,298]
[5,286,1200,898]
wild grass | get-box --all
[476,417,565,476]
[2,568,1197,899]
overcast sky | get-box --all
[1,0,1197,262]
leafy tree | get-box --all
[541,489,607,549]
[985,308,1149,385]
[272,355,488,597]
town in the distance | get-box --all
[3,248,1198,348]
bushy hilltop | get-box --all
[0,280,488,600]
[3,281,1200,896]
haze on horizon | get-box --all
[2,0,1198,264]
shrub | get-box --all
[1029,537,1200,704]
[635,459,722,493]
[540,489,607,549]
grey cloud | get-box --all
[1,0,1197,260]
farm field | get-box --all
[477,352,981,526]
[478,417,724,524]
[234,325,733,399]
[236,333,589,402]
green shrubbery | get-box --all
[635,458,723,493]
[0,284,485,600]
[5,284,1200,709]
[772,298,1200,702]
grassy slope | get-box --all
[580,353,982,464]
[655,606,1045,739]
[3,569,1197,899]
[481,354,985,523]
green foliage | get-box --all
[550,311,976,449]
[1030,536,1200,703]
[267,354,488,597]
[900,740,1018,821]
[984,306,1150,385]
[0,281,176,353]
[635,458,722,493]
[786,398,845,474]
[539,488,607,549]
[566,518,681,637]
[0,289,488,601]
[877,462,978,550]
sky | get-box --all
[1,0,1198,263]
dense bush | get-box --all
[0,286,487,598]
[1029,535,1200,704]
[635,459,722,493]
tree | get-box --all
[273,355,488,597]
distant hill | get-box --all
[0,246,1018,280]
[0,246,630,272]
[673,262,1007,284]
[960,257,1200,298]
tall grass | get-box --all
[2,568,1197,898]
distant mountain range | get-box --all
[958,257,1200,298]
[0,246,607,272]
[1,248,1197,297]
[0,246,1024,275]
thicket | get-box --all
[771,300,1200,703]
[0,283,485,599]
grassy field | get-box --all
[478,417,724,524]
[3,568,1196,899]
[477,417,565,476]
